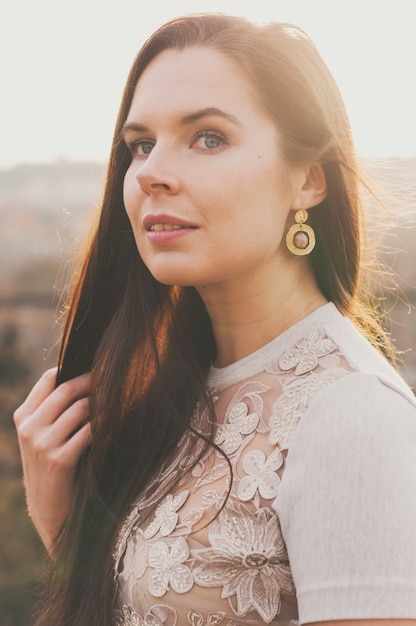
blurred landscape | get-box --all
[0,160,104,626]
[0,157,415,625]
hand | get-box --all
[14,368,91,554]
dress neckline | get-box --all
[207,302,338,389]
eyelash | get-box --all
[126,139,154,159]
[191,129,228,151]
[126,129,228,159]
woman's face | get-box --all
[123,46,302,290]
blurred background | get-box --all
[1,1,415,624]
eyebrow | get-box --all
[121,106,242,136]
[179,107,242,127]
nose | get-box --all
[135,144,180,195]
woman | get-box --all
[14,13,416,626]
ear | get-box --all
[296,163,327,210]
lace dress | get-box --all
[112,303,415,625]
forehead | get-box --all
[127,46,265,121]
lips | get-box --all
[143,214,198,232]
[142,213,199,245]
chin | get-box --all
[143,259,203,288]
[148,269,196,288]
[145,259,233,289]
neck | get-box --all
[196,258,327,368]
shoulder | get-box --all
[304,370,416,438]
[274,372,416,622]
[277,372,416,509]
[267,304,416,450]
[282,372,416,512]
[318,303,415,399]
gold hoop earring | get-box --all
[286,208,316,256]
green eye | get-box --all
[204,135,221,149]
[127,139,155,158]
[193,130,227,151]
[138,141,154,155]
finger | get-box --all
[38,397,90,450]
[31,372,91,428]
[59,422,92,468]
[14,368,58,423]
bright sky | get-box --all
[1,0,415,168]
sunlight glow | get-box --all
[1,0,415,167]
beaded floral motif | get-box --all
[114,604,177,626]
[114,605,143,626]
[214,401,259,455]
[144,491,189,539]
[187,609,225,625]
[114,321,354,624]
[269,368,347,449]
[147,538,193,597]
[214,382,270,455]
[115,605,227,626]
[237,449,283,502]
[278,330,336,375]
[192,504,295,623]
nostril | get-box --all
[137,170,179,194]
[150,182,170,190]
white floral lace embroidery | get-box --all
[147,538,193,597]
[114,326,354,625]
[192,504,295,623]
[214,381,271,455]
[237,449,283,502]
[114,605,143,626]
[278,330,336,375]
[144,491,189,539]
[269,368,347,449]
[114,604,178,626]
[187,609,226,625]
[214,401,259,455]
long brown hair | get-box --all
[35,14,394,625]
